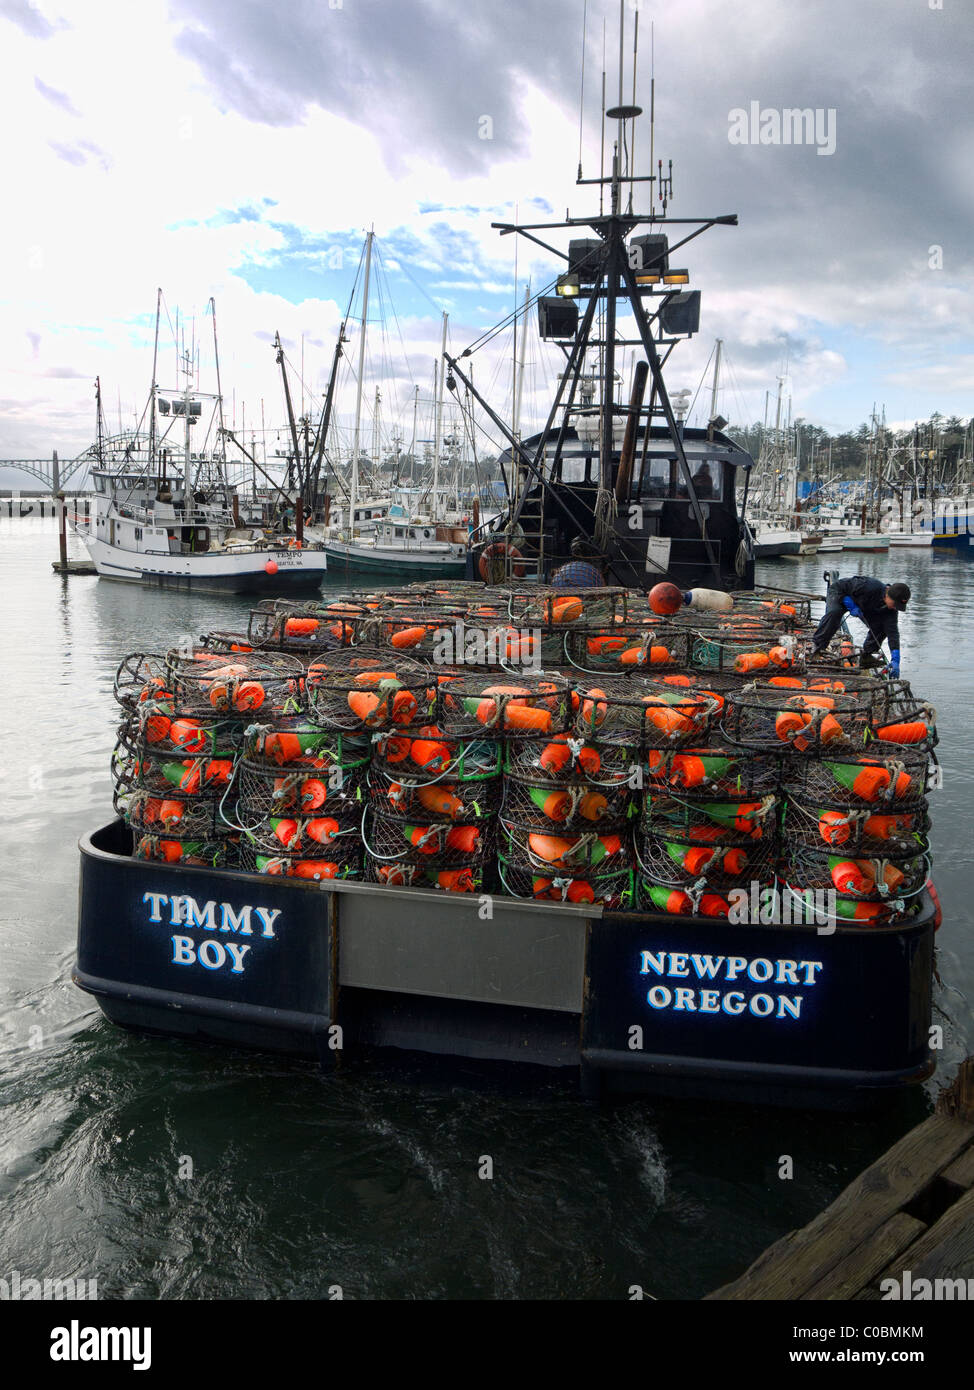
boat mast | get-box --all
[148,288,161,470]
[210,296,227,498]
[434,310,448,516]
[350,228,374,535]
[709,337,722,425]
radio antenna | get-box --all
[576,0,588,180]
[628,9,639,213]
[649,23,655,214]
[599,19,606,215]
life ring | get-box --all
[479,540,526,582]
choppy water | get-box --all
[1,517,971,1300]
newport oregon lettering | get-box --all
[638,950,823,1020]
[142,892,283,975]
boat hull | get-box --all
[83,537,327,594]
[321,540,466,578]
[74,820,937,1109]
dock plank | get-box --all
[707,1115,974,1300]
[941,1142,974,1192]
[802,1213,927,1300]
[870,1185,974,1290]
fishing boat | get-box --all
[82,299,328,594]
[74,14,942,1110]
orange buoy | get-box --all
[818,810,851,846]
[446,825,479,854]
[581,688,609,730]
[587,634,628,655]
[158,799,185,829]
[768,676,803,689]
[829,858,875,894]
[528,834,575,865]
[284,617,319,637]
[734,652,771,673]
[417,785,464,818]
[776,709,811,746]
[648,582,684,616]
[768,646,792,668]
[862,812,912,840]
[551,596,584,623]
[292,860,340,880]
[436,869,476,892]
[169,718,207,752]
[233,681,265,712]
[390,626,429,649]
[300,778,328,811]
[874,721,930,744]
[578,791,609,822]
[145,714,172,744]
[409,737,452,770]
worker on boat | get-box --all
[810,576,910,674]
[691,461,714,499]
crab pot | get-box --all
[364,806,493,893]
[113,724,239,802]
[564,622,692,674]
[499,858,634,909]
[436,671,575,740]
[369,768,501,823]
[116,787,227,840]
[247,601,358,653]
[198,631,256,655]
[782,841,930,907]
[305,649,431,733]
[781,793,931,857]
[113,651,170,711]
[133,830,236,869]
[242,720,370,772]
[240,811,364,860]
[504,585,632,628]
[503,735,637,787]
[372,728,501,784]
[235,750,367,825]
[499,816,632,880]
[732,594,812,627]
[502,772,631,831]
[864,699,938,756]
[640,784,780,849]
[641,745,781,803]
[782,749,932,811]
[123,705,243,761]
[688,628,798,676]
[239,835,362,881]
[576,677,724,748]
[636,825,777,895]
[721,684,872,753]
[166,651,307,719]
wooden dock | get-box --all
[708,1060,974,1300]
[51,559,97,575]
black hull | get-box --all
[75,821,937,1109]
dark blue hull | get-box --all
[74,821,937,1108]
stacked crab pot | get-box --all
[112,647,304,867]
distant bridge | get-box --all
[0,452,90,490]
[0,437,259,491]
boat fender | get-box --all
[926,878,943,930]
[683,587,734,613]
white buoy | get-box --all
[683,588,734,613]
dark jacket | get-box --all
[834,576,900,652]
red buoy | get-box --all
[648,582,684,616]
[264,559,278,575]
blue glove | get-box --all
[888,649,900,677]
[842,596,862,618]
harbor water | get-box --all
[1,515,971,1300]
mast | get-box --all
[275,330,303,504]
[433,310,448,516]
[513,284,530,438]
[709,337,722,423]
[210,296,226,497]
[148,288,161,470]
[350,227,374,535]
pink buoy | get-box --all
[264,559,278,575]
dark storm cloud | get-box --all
[0,0,63,38]
[170,0,577,173]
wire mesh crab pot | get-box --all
[237,808,364,861]
[121,702,244,761]
[572,677,724,749]
[501,772,632,831]
[863,699,938,756]
[781,792,931,858]
[112,718,239,803]
[113,652,171,712]
[305,649,432,733]
[369,767,501,823]
[688,629,801,676]
[133,830,236,869]
[774,876,923,928]
[116,786,228,840]
[640,783,781,850]
[238,833,363,881]
[234,747,367,827]
[781,749,932,811]
[503,586,632,628]
[166,651,307,720]
[781,841,930,908]
[242,719,371,772]
[731,594,812,628]
[634,874,756,918]
[497,818,633,907]
[504,735,637,787]
[636,824,777,896]
[363,807,493,893]
[372,728,502,784]
[563,622,693,675]
[436,670,575,739]
[246,600,360,653]
[719,683,874,753]
[641,744,782,802]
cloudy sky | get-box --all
[0,0,971,486]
